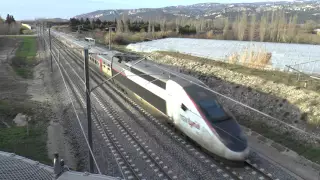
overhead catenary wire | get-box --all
[54,29,320,140]
[58,35,307,179]
[50,38,131,179]
[42,33,102,174]
[142,55,320,141]
[53,30,319,178]
[53,29,320,140]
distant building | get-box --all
[21,23,31,30]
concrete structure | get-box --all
[0,151,121,180]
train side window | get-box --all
[181,103,188,111]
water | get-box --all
[126,38,320,74]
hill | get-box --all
[74,0,320,22]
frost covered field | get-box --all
[127,38,320,74]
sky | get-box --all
[0,0,293,20]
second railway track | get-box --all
[51,37,287,180]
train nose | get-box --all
[224,146,250,161]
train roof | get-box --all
[54,30,206,88]
[127,59,206,88]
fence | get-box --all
[287,60,320,76]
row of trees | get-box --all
[69,17,199,35]
[69,10,319,44]
[0,14,20,35]
[225,11,300,43]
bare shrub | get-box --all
[206,30,214,39]
[228,45,272,69]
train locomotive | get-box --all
[53,31,250,161]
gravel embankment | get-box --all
[146,52,320,144]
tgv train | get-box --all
[53,31,250,161]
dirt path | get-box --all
[32,39,78,169]
[0,37,77,168]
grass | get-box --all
[0,100,51,165]
[11,36,37,78]
[0,126,51,164]
[241,118,320,164]
[0,100,33,124]
[228,46,272,69]
[156,51,320,92]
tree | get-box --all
[84,18,90,25]
[69,18,81,31]
[277,11,286,42]
[259,14,267,42]
[175,18,180,33]
[249,14,256,41]
[269,11,279,42]
[116,18,123,33]
[95,18,102,26]
[223,17,229,39]
[122,14,129,33]
[84,18,91,30]
[232,15,239,40]
[148,20,151,33]
[0,16,3,23]
[287,14,298,42]
[305,20,316,33]
[5,14,15,24]
[238,11,247,41]
[160,18,166,32]
[80,18,84,25]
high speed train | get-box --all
[53,31,250,161]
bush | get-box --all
[228,45,272,69]
[206,30,214,39]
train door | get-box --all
[99,58,103,72]
[166,80,200,138]
[102,61,112,77]
[166,80,180,124]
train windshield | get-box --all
[198,100,230,122]
[184,84,230,122]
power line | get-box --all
[54,31,320,178]
[42,33,102,174]
[53,29,320,141]
[143,56,320,141]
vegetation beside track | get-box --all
[0,100,51,165]
[0,37,51,165]
[132,50,320,164]
[11,36,37,78]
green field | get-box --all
[12,37,37,78]
[0,37,51,165]
[0,100,51,165]
[0,125,50,164]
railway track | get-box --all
[52,38,235,180]
[51,40,178,180]
[51,37,284,180]
[51,44,144,180]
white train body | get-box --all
[53,31,250,161]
